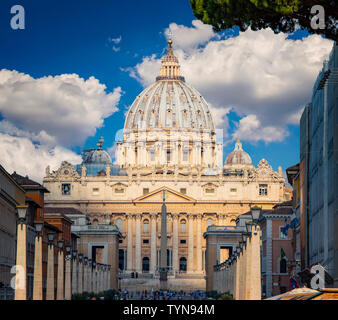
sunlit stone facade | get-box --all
[43,41,290,290]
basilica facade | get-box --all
[43,40,290,290]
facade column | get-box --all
[46,234,55,300]
[150,213,157,273]
[107,265,111,291]
[78,254,83,294]
[33,223,43,300]
[172,214,179,273]
[92,263,97,293]
[14,206,28,300]
[56,241,64,300]
[196,214,202,272]
[126,214,133,271]
[72,251,78,295]
[88,260,93,293]
[135,213,142,272]
[245,236,252,300]
[187,214,195,273]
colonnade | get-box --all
[213,224,262,300]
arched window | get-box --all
[115,218,123,232]
[179,257,187,272]
[143,219,149,233]
[92,218,98,225]
[206,218,214,228]
[142,257,150,272]
[180,219,186,233]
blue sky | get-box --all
[0,0,333,181]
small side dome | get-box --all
[82,137,112,165]
[225,139,252,165]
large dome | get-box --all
[225,139,252,165]
[124,40,214,131]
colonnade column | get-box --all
[150,213,157,273]
[46,233,55,300]
[33,222,43,300]
[126,214,133,271]
[83,258,88,293]
[56,240,64,300]
[72,251,78,295]
[78,254,83,294]
[14,206,28,300]
[135,213,142,272]
[196,214,202,272]
[64,246,72,300]
[187,214,194,273]
[172,214,179,273]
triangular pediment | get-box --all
[133,186,195,203]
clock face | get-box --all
[63,169,69,175]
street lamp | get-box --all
[84,257,88,265]
[65,245,72,259]
[17,205,28,227]
[92,261,96,269]
[72,250,78,260]
[34,221,44,238]
[47,233,55,245]
[78,254,83,263]
[57,240,64,250]
[250,206,261,224]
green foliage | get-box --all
[189,0,337,41]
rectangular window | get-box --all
[180,239,186,244]
[167,150,171,162]
[143,188,149,195]
[149,150,155,161]
[205,188,215,194]
[259,184,268,196]
[92,188,99,195]
[180,188,187,194]
[182,150,188,162]
[279,226,287,239]
[230,188,237,193]
[61,183,71,195]
[143,239,149,244]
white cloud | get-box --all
[0,69,122,182]
[109,35,122,44]
[165,20,217,52]
[0,69,122,147]
[233,114,288,143]
[0,133,82,183]
[127,25,333,143]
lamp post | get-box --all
[72,250,78,295]
[33,221,44,300]
[46,232,55,300]
[64,245,72,300]
[56,240,64,300]
[14,205,28,300]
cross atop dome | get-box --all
[97,136,104,150]
[156,39,185,82]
